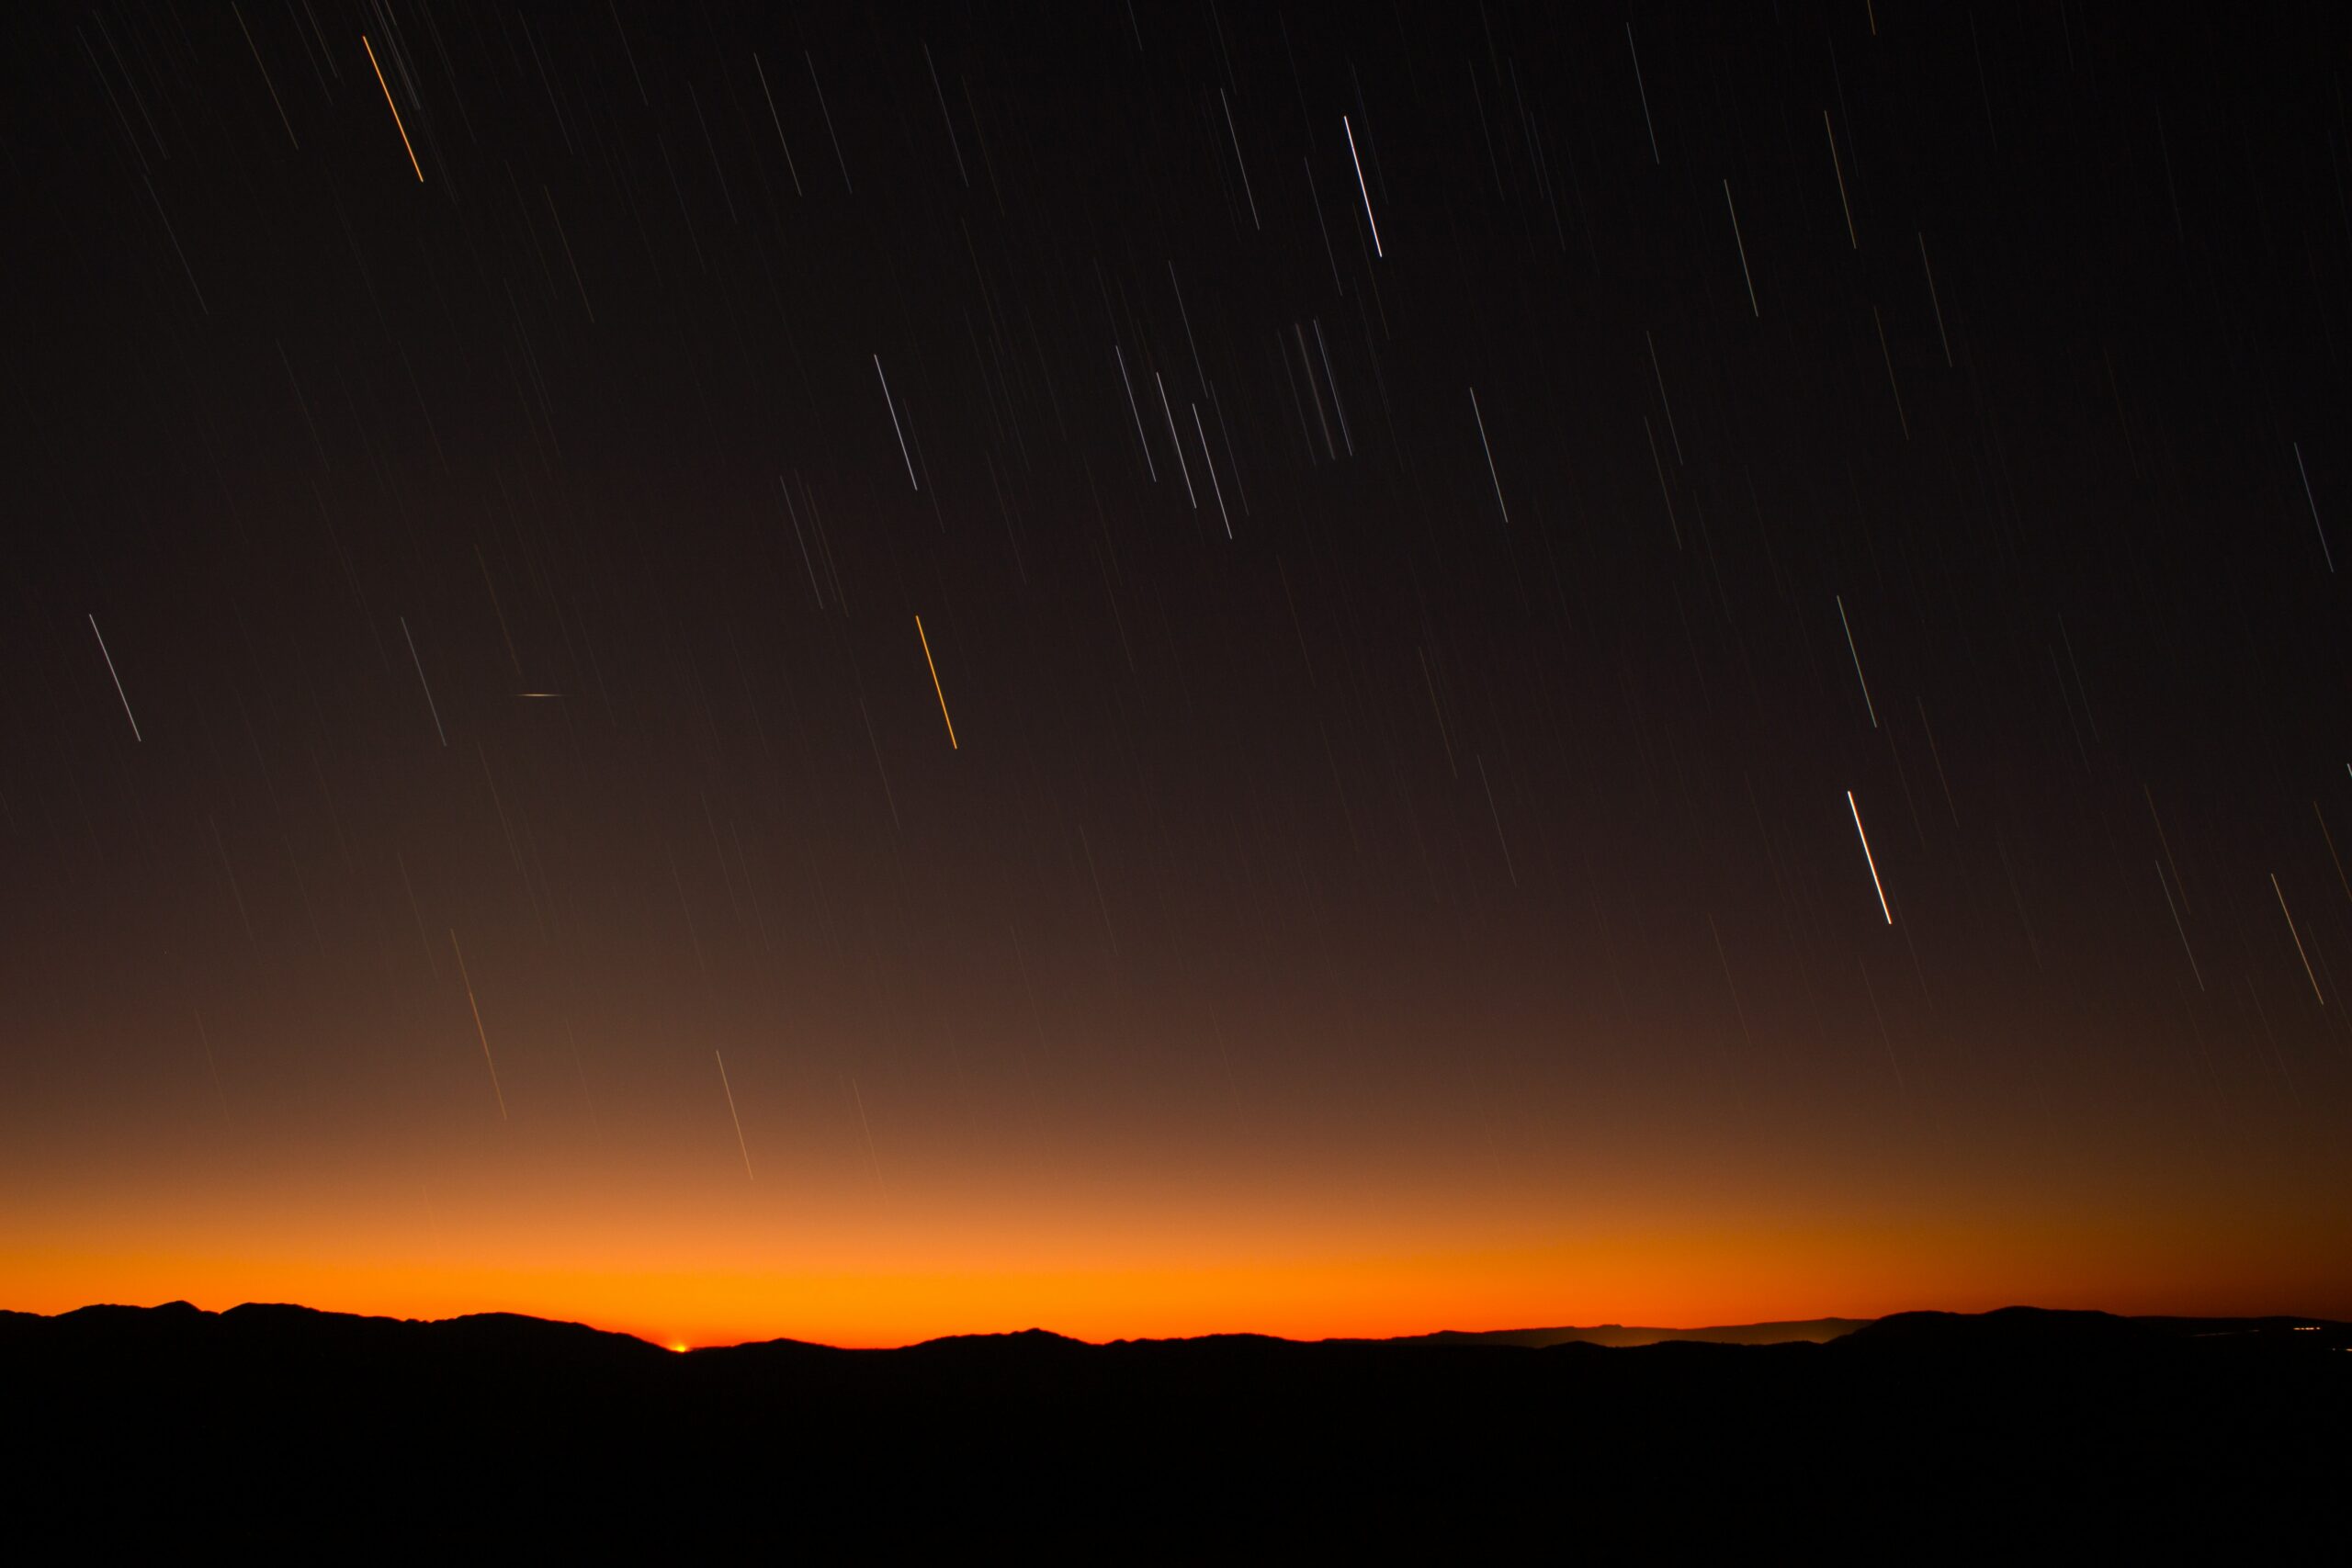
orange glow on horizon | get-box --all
[9,1192,2346,1351]
[8,1021,2350,1350]
[8,897,2347,1355]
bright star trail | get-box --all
[361,35,423,185]
[1849,791,1892,926]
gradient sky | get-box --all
[5,2,2349,1349]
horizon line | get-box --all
[16,1298,2344,1355]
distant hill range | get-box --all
[8,1301,2346,1551]
[0,1301,1884,1352]
[8,1300,2346,1354]
[1348,1314,1871,1347]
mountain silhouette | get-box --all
[909,1325,1094,1352]
[1364,1315,1869,1348]
[8,1300,2346,1553]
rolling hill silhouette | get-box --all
[7,1301,2346,1551]
[1358,1315,1869,1347]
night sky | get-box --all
[6,1,2349,1349]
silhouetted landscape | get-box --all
[10,1300,2347,1550]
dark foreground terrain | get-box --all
[6,1303,2346,1553]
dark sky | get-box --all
[4,0,2348,1347]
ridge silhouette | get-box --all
[8,1299,2346,1551]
